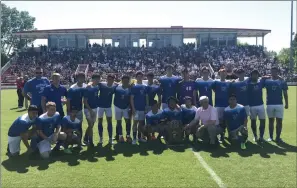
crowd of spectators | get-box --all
[8,43,295,84]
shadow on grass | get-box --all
[10,107,19,110]
[16,109,27,113]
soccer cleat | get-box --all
[267,137,273,142]
[126,136,132,144]
[275,138,284,144]
[132,139,137,145]
[98,138,103,144]
[241,143,246,150]
[64,148,72,154]
[138,138,147,143]
[258,137,264,144]
[253,136,258,142]
[118,136,125,143]
[108,138,115,145]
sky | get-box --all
[3,1,296,53]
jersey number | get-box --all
[186,86,192,91]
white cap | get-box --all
[199,96,209,101]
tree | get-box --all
[1,3,36,55]
[237,39,249,46]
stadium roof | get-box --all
[12,26,271,39]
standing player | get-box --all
[83,73,101,147]
[212,69,231,141]
[224,94,248,150]
[230,68,250,116]
[16,76,24,108]
[67,72,87,145]
[97,74,117,145]
[42,73,68,118]
[181,97,198,142]
[247,70,267,143]
[7,105,39,156]
[177,69,196,105]
[146,72,161,110]
[195,66,214,106]
[23,67,50,115]
[159,64,182,109]
[130,71,149,145]
[265,67,289,143]
[36,102,67,159]
[114,75,132,143]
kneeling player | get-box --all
[36,102,67,159]
[7,105,39,157]
[145,100,165,141]
[223,94,248,150]
[62,107,82,154]
[182,97,198,142]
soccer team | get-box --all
[7,64,289,159]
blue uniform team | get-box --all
[7,65,289,158]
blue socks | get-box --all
[259,121,265,139]
[117,122,123,136]
[107,122,113,139]
[98,122,103,138]
[126,122,131,136]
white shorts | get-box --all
[250,105,266,120]
[114,106,129,120]
[266,105,284,119]
[244,105,250,116]
[162,103,168,110]
[84,108,98,122]
[37,135,55,154]
[97,107,112,118]
[76,110,83,122]
[8,136,21,154]
[216,107,226,120]
[134,111,145,121]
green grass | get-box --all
[1,88,296,187]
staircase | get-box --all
[1,53,18,85]
[75,64,89,77]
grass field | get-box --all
[1,88,296,188]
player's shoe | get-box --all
[108,138,115,145]
[258,137,264,144]
[64,148,72,154]
[275,138,284,144]
[138,137,147,143]
[241,142,246,150]
[126,136,132,144]
[132,139,137,145]
[113,135,119,141]
[118,136,125,143]
[253,136,258,142]
[98,138,103,145]
[267,137,273,142]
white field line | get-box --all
[192,149,227,188]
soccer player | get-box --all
[67,72,87,145]
[247,70,267,143]
[23,67,50,115]
[61,107,82,154]
[41,73,68,117]
[130,71,149,145]
[265,67,289,143]
[230,68,250,116]
[7,105,39,156]
[223,94,248,150]
[83,73,101,147]
[114,75,132,143]
[159,64,182,109]
[212,69,231,141]
[97,74,117,145]
[177,68,196,105]
[195,66,214,106]
[145,100,164,142]
[36,102,66,159]
[146,72,161,110]
[181,96,198,142]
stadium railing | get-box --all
[1,52,18,74]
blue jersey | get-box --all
[8,113,37,137]
[159,76,182,103]
[177,80,196,105]
[131,84,148,111]
[181,105,197,124]
[230,80,249,106]
[146,84,161,106]
[67,83,87,111]
[162,108,183,121]
[98,82,117,108]
[84,85,99,109]
[42,84,67,112]
[114,85,131,109]
[247,78,265,106]
[61,116,81,131]
[24,77,50,106]
[213,80,231,107]
[265,79,288,105]
[195,78,214,106]
[36,112,61,139]
[146,110,164,126]
[224,104,247,132]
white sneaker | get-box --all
[138,138,147,143]
[99,138,103,144]
[267,137,273,142]
[132,139,137,145]
[253,136,258,142]
[108,138,115,145]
